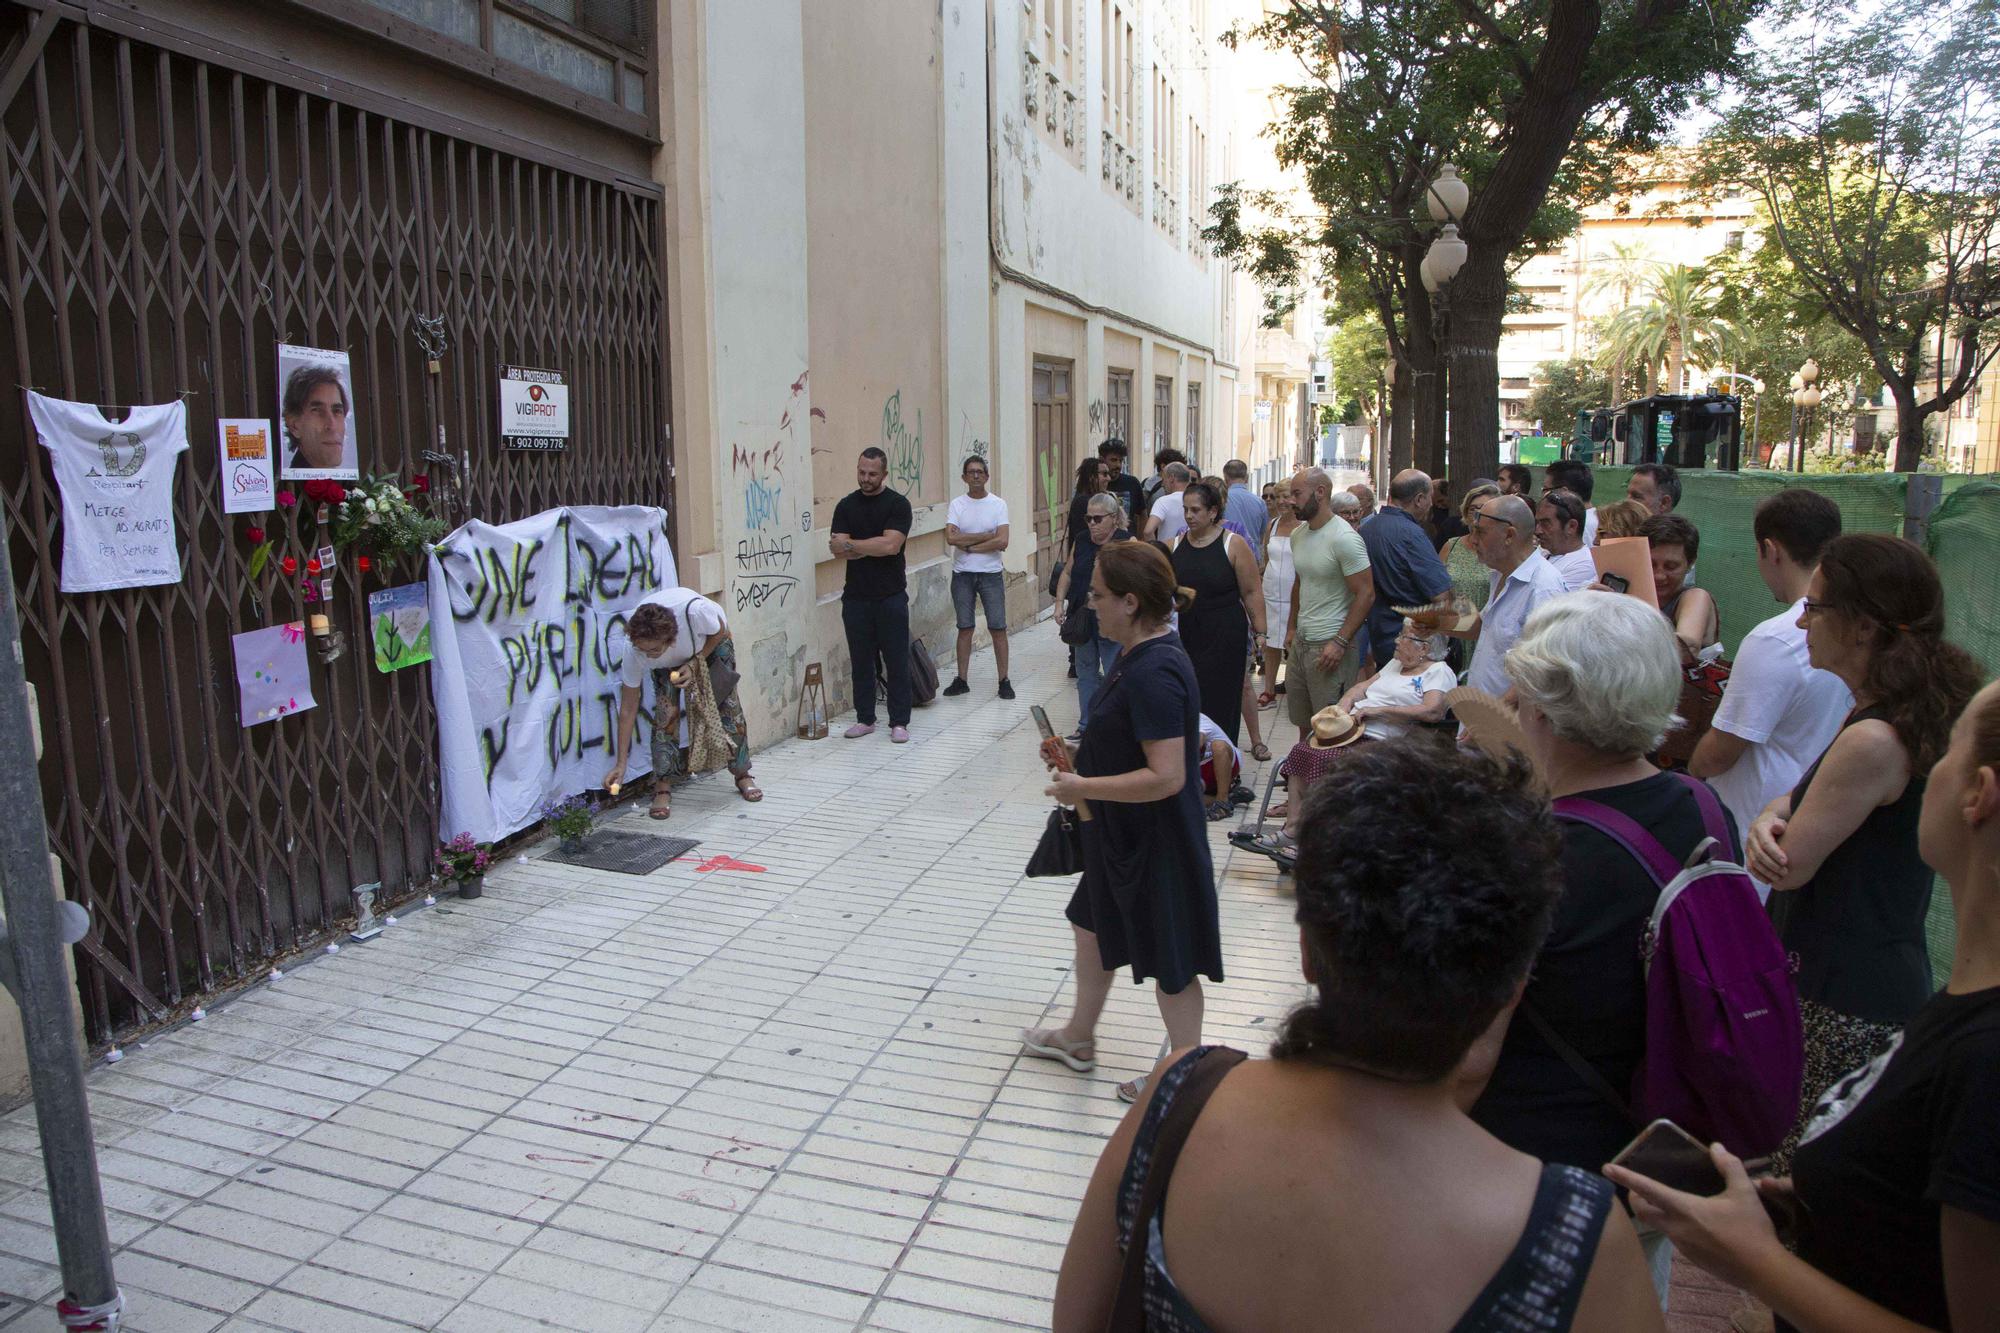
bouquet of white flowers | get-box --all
[330,475,448,562]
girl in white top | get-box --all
[1259,490,1300,708]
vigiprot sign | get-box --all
[500,365,570,450]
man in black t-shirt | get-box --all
[1098,438,1146,529]
[831,448,915,741]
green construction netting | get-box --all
[1571,466,1991,986]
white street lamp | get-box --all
[1426,163,1469,224]
[1425,223,1468,285]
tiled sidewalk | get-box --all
[0,621,1734,1331]
[0,624,1299,1332]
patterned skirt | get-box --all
[1771,999,1901,1173]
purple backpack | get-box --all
[1541,773,1804,1157]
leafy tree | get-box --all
[1326,311,1390,457]
[1525,358,1612,435]
[1705,229,1874,465]
[1696,0,2000,470]
[1208,0,1759,482]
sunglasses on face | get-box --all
[1087,513,1116,524]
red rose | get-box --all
[325,484,347,504]
[243,526,265,545]
[280,556,298,576]
[356,556,372,572]
[306,558,322,575]
[409,474,431,495]
[276,491,297,508]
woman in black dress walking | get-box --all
[1170,481,1265,746]
[1022,542,1222,1103]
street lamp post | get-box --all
[1422,164,1469,471]
[1709,372,1764,468]
[1790,358,1821,472]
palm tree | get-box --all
[1647,265,1734,394]
[1583,242,1658,397]
[1592,264,1736,397]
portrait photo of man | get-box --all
[277,345,360,480]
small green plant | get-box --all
[435,833,493,882]
[541,794,598,843]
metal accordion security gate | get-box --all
[0,2,671,1040]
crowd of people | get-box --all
[991,446,1995,1331]
[754,439,1996,1329]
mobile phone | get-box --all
[1029,705,1091,820]
[1608,1119,1725,1197]
[1602,573,1631,595]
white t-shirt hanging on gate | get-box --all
[28,392,189,592]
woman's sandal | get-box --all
[1256,690,1276,709]
[1020,1027,1095,1072]
[1117,1076,1147,1103]
[735,775,764,803]
[1252,742,1273,762]
[648,788,672,820]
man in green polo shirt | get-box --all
[1285,468,1375,741]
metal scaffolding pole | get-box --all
[0,529,121,1330]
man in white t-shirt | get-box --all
[943,455,1013,699]
[1534,488,1598,591]
[604,587,760,819]
[1142,462,1192,543]
[1688,489,1851,893]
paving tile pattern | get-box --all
[0,624,1734,1330]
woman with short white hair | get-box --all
[1334,619,1455,742]
[1470,592,1744,1304]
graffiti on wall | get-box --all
[958,413,989,465]
[881,389,924,494]
[1088,398,1104,442]
[729,372,807,615]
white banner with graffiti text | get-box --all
[429,506,677,842]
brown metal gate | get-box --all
[1031,359,1071,607]
[0,4,670,1039]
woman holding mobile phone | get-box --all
[1024,542,1220,1103]
[1054,743,1664,1331]
[1608,678,2000,1331]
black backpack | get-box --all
[879,637,942,707]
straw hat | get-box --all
[1306,706,1365,750]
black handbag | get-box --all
[1025,806,1084,877]
[1058,604,1097,646]
[1045,556,1066,600]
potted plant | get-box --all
[542,794,598,853]
[436,833,494,900]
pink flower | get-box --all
[276,491,297,508]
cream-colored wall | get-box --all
[804,6,946,517]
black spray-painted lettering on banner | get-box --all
[453,538,546,623]
[497,610,636,706]
[545,691,655,771]
[480,716,510,783]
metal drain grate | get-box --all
[544,830,699,875]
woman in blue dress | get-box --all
[1023,541,1222,1102]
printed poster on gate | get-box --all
[217,418,276,514]
[428,505,675,842]
[500,366,570,451]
